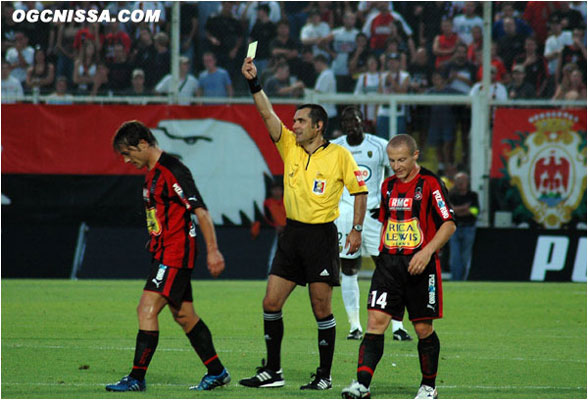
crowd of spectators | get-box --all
[1,1,586,167]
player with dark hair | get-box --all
[342,134,455,399]
[333,106,412,342]
[239,57,368,391]
[106,120,230,392]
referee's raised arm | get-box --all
[242,57,282,142]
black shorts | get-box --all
[368,252,443,321]
[143,259,193,308]
[270,219,340,287]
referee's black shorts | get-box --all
[270,219,340,287]
[368,252,443,321]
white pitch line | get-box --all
[4,342,586,364]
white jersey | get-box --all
[332,133,389,210]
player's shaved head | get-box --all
[388,134,417,155]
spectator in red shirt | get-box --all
[102,22,131,63]
[433,19,459,68]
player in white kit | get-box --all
[333,106,412,341]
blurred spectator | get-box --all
[552,2,585,31]
[452,2,483,46]
[558,26,587,82]
[264,61,304,98]
[492,2,533,40]
[470,66,508,101]
[362,2,413,56]
[553,64,586,100]
[54,22,77,85]
[205,2,244,82]
[102,22,132,63]
[408,47,433,151]
[73,39,98,94]
[326,11,359,93]
[107,43,132,93]
[348,32,370,79]
[353,54,381,133]
[151,32,171,87]
[544,15,573,79]
[497,17,528,72]
[128,68,149,96]
[433,19,458,68]
[129,27,158,89]
[283,2,312,41]
[295,46,318,89]
[379,23,414,71]
[1,60,24,103]
[73,22,99,54]
[269,20,301,73]
[25,46,55,93]
[5,31,34,84]
[443,43,476,166]
[377,53,410,139]
[90,63,109,96]
[179,1,199,66]
[313,54,338,137]
[238,1,281,33]
[260,54,287,85]
[46,76,74,105]
[476,42,507,83]
[130,1,167,36]
[155,56,199,105]
[448,171,479,281]
[467,25,482,63]
[427,70,459,172]
[507,65,536,99]
[197,52,233,97]
[300,8,331,60]
[522,2,561,45]
[570,2,587,25]
[513,37,548,97]
[197,2,221,60]
[420,2,458,49]
[248,4,277,72]
[2,3,21,50]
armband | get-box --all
[247,76,262,94]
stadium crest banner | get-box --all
[2,104,296,225]
[490,108,587,229]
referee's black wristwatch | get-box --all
[352,224,363,232]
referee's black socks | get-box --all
[263,310,283,371]
[418,330,440,388]
[186,319,224,375]
[317,314,336,377]
[357,333,384,388]
[130,330,159,381]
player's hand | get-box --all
[207,249,225,278]
[407,248,433,275]
[345,229,362,255]
[242,57,257,80]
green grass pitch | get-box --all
[1,279,586,399]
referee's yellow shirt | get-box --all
[276,124,368,224]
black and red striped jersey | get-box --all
[143,152,207,269]
[378,167,454,255]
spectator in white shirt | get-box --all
[2,60,24,103]
[452,2,483,46]
[326,11,359,93]
[313,54,338,138]
[469,66,508,101]
[300,8,331,60]
[4,31,34,84]
[544,14,573,77]
[155,56,199,105]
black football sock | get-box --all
[129,330,159,380]
[418,331,440,387]
[356,333,384,387]
[186,319,224,375]
[317,314,336,377]
[263,310,283,371]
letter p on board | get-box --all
[530,236,569,281]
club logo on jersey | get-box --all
[145,207,162,236]
[388,197,413,210]
[427,274,436,310]
[313,179,327,195]
[382,217,423,250]
[368,151,373,158]
[354,170,366,186]
[414,186,423,201]
[433,190,450,219]
[357,164,372,182]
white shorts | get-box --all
[334,207,382,260]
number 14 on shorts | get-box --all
[369,290,388,309]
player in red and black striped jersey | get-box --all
[343,134,456,400]
[105,121,230,393]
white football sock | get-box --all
[392,319,405,332]
[341,273,361,331]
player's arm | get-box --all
[345,193,367,255]
[194,207,225,278]
[241,57,282,142]
[408,220,456,276]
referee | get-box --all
[239,56,368,391]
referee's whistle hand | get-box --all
[345,230,361,255]
[242,57,257,80]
